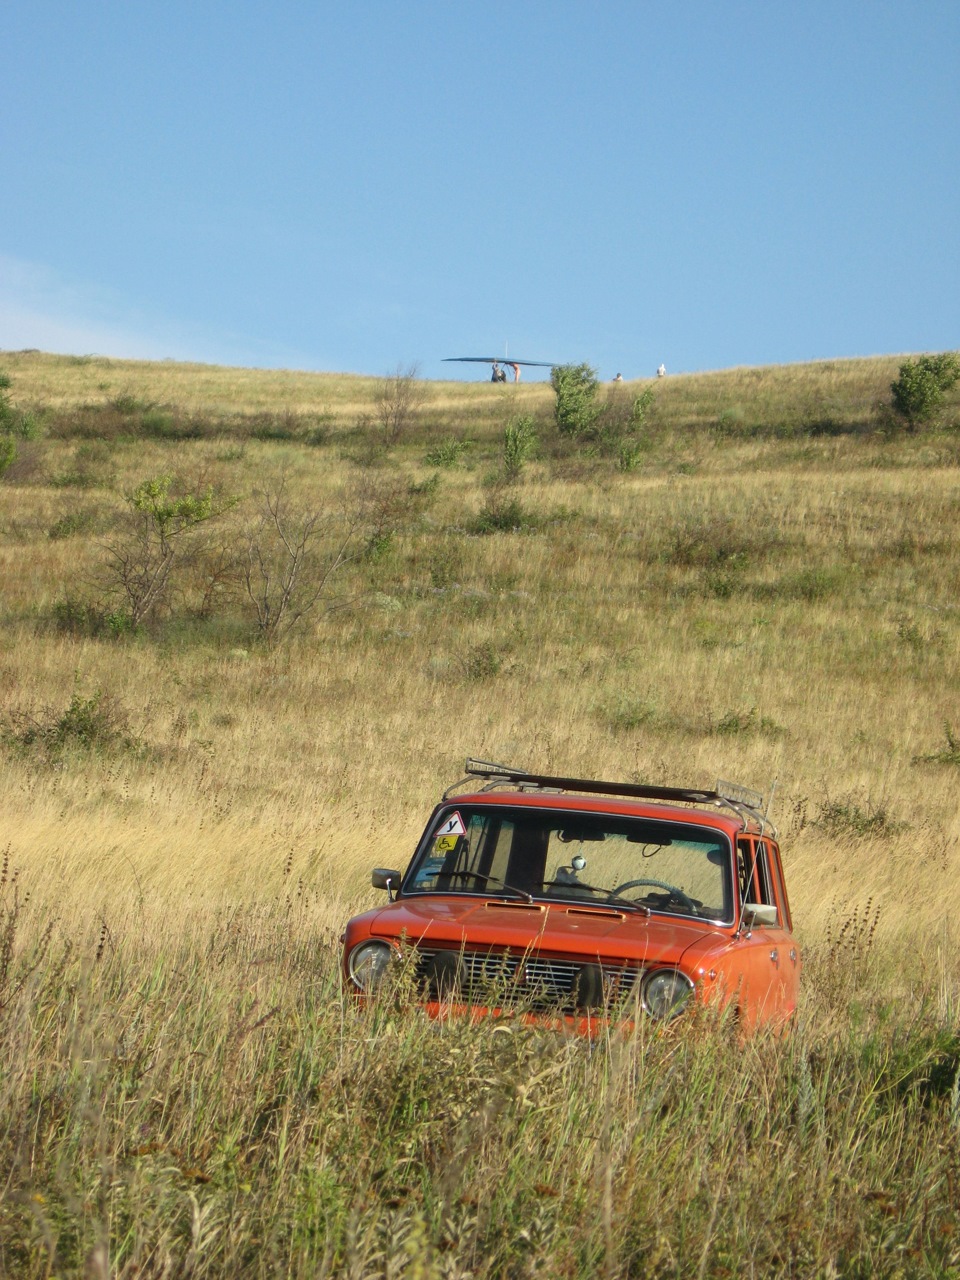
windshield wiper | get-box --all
[606,898,652,916]
[464,872,534,904]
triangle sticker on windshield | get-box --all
[435,811,466,837]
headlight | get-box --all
[642,969,694,1020]
[348,941,397,991]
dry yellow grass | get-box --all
[1,349,959,960]
[0,346,911,428]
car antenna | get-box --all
[761,779,778,837]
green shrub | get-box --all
[753,564,850,602]
[424,437,468,468]
[714,706,782,736]
[48,510,97,540]
[616,439,647,471]
[502,414,537,479]
[631,386,655,430]
[663,513,777,569]
[97,475,232,629]
[51,597,135,638]
[4,688,137,754]
[912,723,960,767]
[603,697,659,732]
[890,352,960,430]
[459,641,504,680]
[110,392,154,415]
[0,370,38,476]
[715,406,746,436]
[250,414,302,442]
[0,371,11,423]
[426,540,464,589]
[814,792,899,838]
[0,435,15,480]
[470,496,536,534]
[551,363,601,438]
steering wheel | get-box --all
[607,878,698,912]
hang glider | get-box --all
[443,355,557,383]
[443,356,556,366]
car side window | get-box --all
[737,838,781,924]
[767,841,792,930]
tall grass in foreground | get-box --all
[2,892,960,1279]
[3,349,960,1274]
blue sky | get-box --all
[2,1,957,381]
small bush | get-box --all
[98,475,233,629]
[424,437,469,468]
[895,612,942,652]
[144,412,209,441]
[110,392,155,415]
[890,352,960,430]
[139,410,178,438]
[715,406,746,436]
[616,439,649,472]
[470,496,536,535]
[250,414,303,443]
[49,442,116,490]
[604,698,659,732]
[502,415,537,479]
[631,386,656,430]
[375,364,426,444]
[755,565,850,602]
[663,514,775,569]
[425,539,464,589]
[912,723,960,767]
[305,424,331,447]
[0,435,15,480]
[714,706,781,736]
[4,688,137,754]
[551,363,601,438]
[0,371,12,427]
[48,510,98,540]
[814,792,899,838]
[459,641,504,681]
[0,370,39,477]
[51,597,135,638]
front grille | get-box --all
[412,946,641,1013]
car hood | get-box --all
[362,895,728,966]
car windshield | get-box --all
[404,805,733,922]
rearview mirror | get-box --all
[743,903,778,928]
[372,868,402,893]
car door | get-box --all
[736,837,799,1024]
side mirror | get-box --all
[743,903,778,928]
[372,868,402,897]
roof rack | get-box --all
[444,758,775,835]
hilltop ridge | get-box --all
[0,348,932,438]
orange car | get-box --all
[341,760,799,1030]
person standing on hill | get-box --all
[509,362,521,383]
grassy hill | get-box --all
[2,348,960,1275]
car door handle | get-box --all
[769,949,779,966]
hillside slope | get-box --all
[0,348,958,948]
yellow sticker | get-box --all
[435,835,458,853]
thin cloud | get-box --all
[0,254,186,359]
[0,254,317,368]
